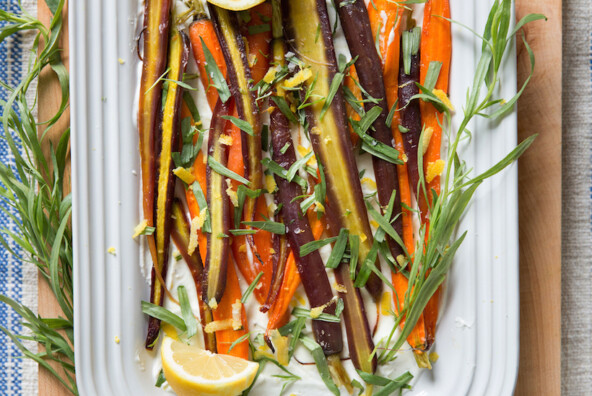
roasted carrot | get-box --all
[224,107,274,305]
[203,99,232,307]
[337,0,405,269]
[419,0,451,221]
[188,2,227,110]
[265,211,325,339]
[369,5,414,254]
[344,65,361,146]
[145,29,189,349]
[209,5,263,227]
[241,2,273,84]
[211,257,249,359]
[170,199,216,353]
[368,4,429,361]
[138,0,172,348]
[284,0,379,374]
[399,27,423,196]
[419,0,451,351]
[367,0,400,65]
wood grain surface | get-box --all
[36,0,561,395]
[515,0,562,395]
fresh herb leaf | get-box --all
[200,37,231,103]
[177,286,198,339]
[221,115,254,136]
[208,156,250,185]
[155,369,166,387]
[348,234,359,279]
[402,27,421,75]
[300,236,338,257]
[261,157,307,189]
[228,332,251,352]
[300,336,340,396]
[319,72,344,120]
[141,301,186,332]
[242,220,286,235]
[271,96,299,124]
[292,306,341,323]
[241,271,264,304]
[325,228,349,268]
[286,150,313,182]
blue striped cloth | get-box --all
[0,0,39,394]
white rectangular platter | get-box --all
[71,1,520,395]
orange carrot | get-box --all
[242,3,273,84]
[419,0,451,222]
[370,4,414,254]
[345,65,361,146]
[419,0,451,350]
[212,257,250,359]
[367,0,401,65]
[188,12,227,110]
[368,2,429,357]
[187,151,209,263]
[223,105,274,304]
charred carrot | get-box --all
[209,5,263,227]
[241,2,273,84]
[137,0,172,335]
[170,199,216,353]
[211,257,250,359]
[188,1,227,110]
[145,29,189,349]
[202,99,233,308]
[283,0,378,373]
[419,0,451,350]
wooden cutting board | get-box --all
[37,0,561,395]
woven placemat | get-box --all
[562,0,592,394]
[0,0,39,395]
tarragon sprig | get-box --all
[373,0,546,363]
[0,0,75,394]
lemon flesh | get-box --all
[206,0,266,11]
[161,337,259,396]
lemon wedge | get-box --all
[207,0,265,11]
[161,337,259,396]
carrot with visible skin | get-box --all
[225,109,274,304]
[188,2,227,110]
[212,257,249,359]
[345,65,361,146]
[265,211,325,338]
[242,2,273,84]
[372,5,415,255]
[367,0,399,65]
[170,199,217,353]
[419,0,451,222]
[368,3,429,362]
[188,15,271,299]
[419,0,451,350]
